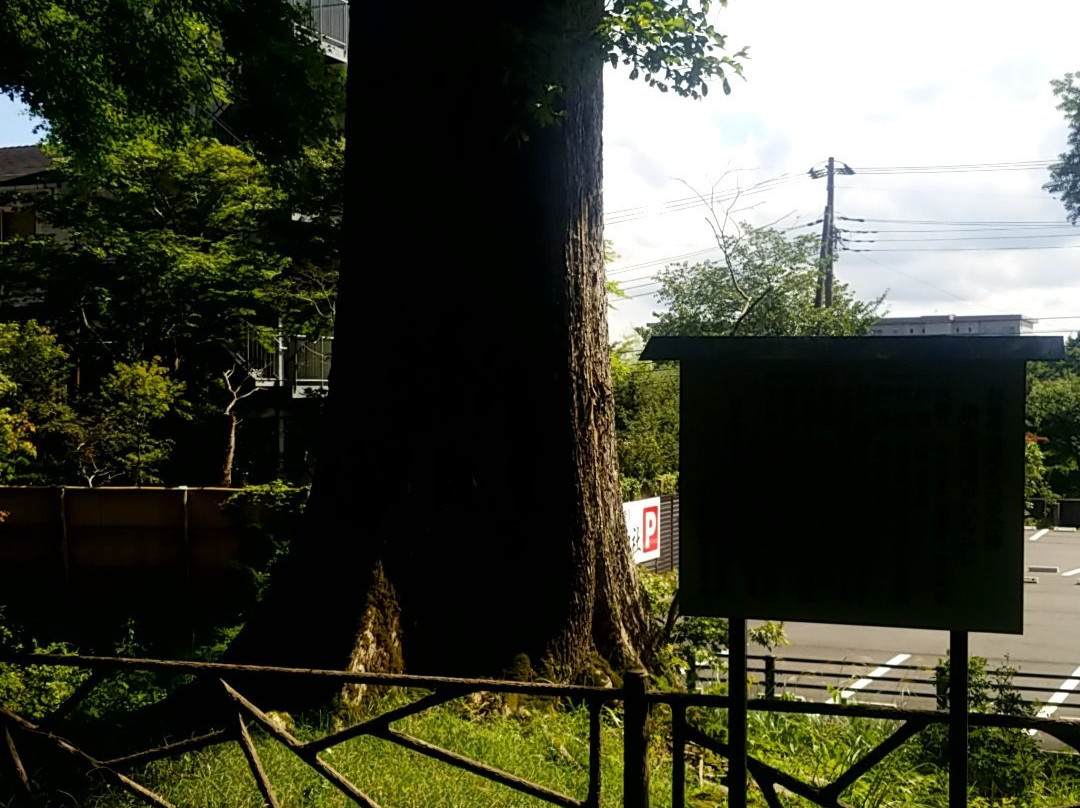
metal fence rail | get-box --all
[731,653,1080,713]
[1,653,1079,807]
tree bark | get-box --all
[226,0,649,689]
[220,412,236,488]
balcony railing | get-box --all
[230,326,332,397]
[290,0,348,61]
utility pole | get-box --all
[809,157,855,307]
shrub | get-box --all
[916,654,1041,801]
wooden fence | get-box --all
[0,487,240,598]
[0,489,679,600]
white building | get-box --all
[869,314,1035,337]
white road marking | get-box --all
[1029,528,1050,542]
[1027,665,1080,734]
[828,653,911,703]
[1036,665,1080,719]
[1063,568,1080,578]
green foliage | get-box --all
[1025,436,1058,522]
[1045,72,1080,223]
[0,610,184,731]
[0,134,341,484]
[220,481,309,612]
[0,406,36,482]
[647,225,886,338]
[640,569,785,690]
[0,0,345,485]
[77,358,184,485]
[613,226,883,501]
[600,1,748,99]
[2,137,290,362]
[265,138,344,335]
[2,617,1080,807]
[749,711,912,806]
[491,1,749,143]
[612,341,679,498]
[0,0,342,165]
[1027,372,1080,497]
[83,695,677,808]
[0,320,79,483]
[0,608,85,722]
[917,654,1041,801]
[0,322,199,485]
[1026,334,1080,501]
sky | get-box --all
[3,1,1080,342]
[602,0,1080,342]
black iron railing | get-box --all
[1,653,1079,807]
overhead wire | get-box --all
[604,157,1077,301]
[841,251,1010,313]
[605,159,1065,227]
[855,160,1054,175]
[604,172,811,226]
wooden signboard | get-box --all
[641,336,1063,634]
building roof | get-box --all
[875,313,1033,324]
[0,145,52,185]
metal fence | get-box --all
[2,653,1080,807]
[741,653,1080,715]
[1030,498,1080,527]
[290,0,349,57]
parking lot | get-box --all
[744,527,1080,718]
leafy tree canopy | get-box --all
[1,137,289,364]
[0,321,78,483]
[1027,371,1080,497]
[77,357,184,486]
[0,0,342,164]
[611,340,679,499]
[1046,72,1080,222]
[0,1,743,159]
[0,135,339,484]
[601,0,747,99]
[647,224,886,338]
[610,223,884,500]
[1026,335,1080,499]
[0,322,187,486]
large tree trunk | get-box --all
[227,0,649,687]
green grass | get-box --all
[67,696,1080,808]
[86,693,678,808]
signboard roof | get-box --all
[641,335,1064,363]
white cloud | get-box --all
[604,0,1080,340]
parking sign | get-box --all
[623,497,661,563]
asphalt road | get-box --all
[741,527,1080,718]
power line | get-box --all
[604,158,1064,227]
[838,215,1073,226]
[840,231,1080,244]
[846,243,1080,253]
[604,173,810,226]
[856,160,1053,175]
[843,251,996,312]
[840,225,1076,234]
[606,246,719,277]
